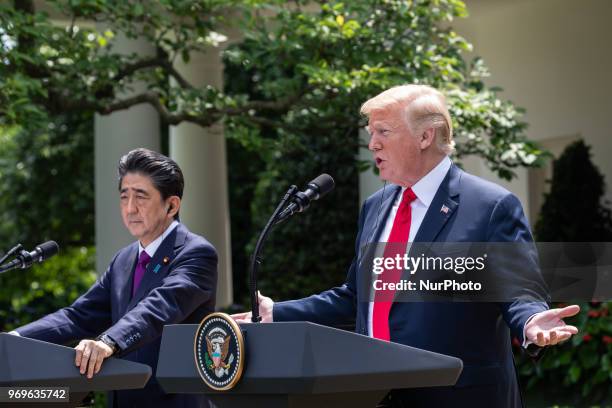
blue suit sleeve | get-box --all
[487,193,550,344]
[105,243,217,354]
[15,257,115,344]
[272,202,369,327]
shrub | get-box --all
[519,140,612,405]
[0,246,97,332]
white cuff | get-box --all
[522,313,537,347]
[7,331,21,336]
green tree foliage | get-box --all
[0,0,267,130]
[225,0,545,178]
[0,114,94,249]
[1,0,545,178]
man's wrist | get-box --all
[522,312,538,347]
[96,334,118,355]
[267,303,275,323]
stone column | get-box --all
[169,49,233,308]
[94,32,160,273]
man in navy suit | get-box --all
[233,85,580,407]
[10,148,217,407]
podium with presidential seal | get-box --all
[156,313,463,408]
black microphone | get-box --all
[0,241,59,274]
[276,174,335,223]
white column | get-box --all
[170,50,233,308]
[94,33,160,274]
[359,129,384,204]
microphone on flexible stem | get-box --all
[0,241,59,274]
[248,173,335,322]
[275,174,335,224]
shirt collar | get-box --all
[138,220,179,258]
[400,156,452,207]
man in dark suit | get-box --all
[233,85,580,407]
[10,148,217,407]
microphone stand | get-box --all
[0,244,23,275]
[0,262,18,275]
[0,244,22,265]
[249,185,298,323]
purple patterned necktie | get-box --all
[132,251,151,297]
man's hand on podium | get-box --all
[525,304,580,347]
[74,339,114,379]
[231,291,274,323]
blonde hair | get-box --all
[360,85,455,155]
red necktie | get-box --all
[372,188,417,341]
[132,251,151,297]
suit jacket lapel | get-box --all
[362,184,402,247]
[126,224,187,311]
[117,245,138,318]
[357,185,400,325]
[413,164,460,244]
[358,184,400,289]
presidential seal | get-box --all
[194,312,245,391]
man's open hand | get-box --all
[525,305,580,346]
[75,339,114,379]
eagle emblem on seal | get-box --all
[206,331,235,377]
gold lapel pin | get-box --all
[163,256,170,265]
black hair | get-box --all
[117,148,184,220]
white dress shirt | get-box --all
[138,220,179,259]
[367,156,452,336]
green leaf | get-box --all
[568,365,581,383]
[558,351,572,365]
[602,353,610,371]
[181,49,191,63]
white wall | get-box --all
[454,0,612,220]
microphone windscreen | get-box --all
[310,173,335,197]
[36,241,59,261]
